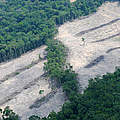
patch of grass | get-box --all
[39,90,44,94]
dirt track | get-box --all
[57,2,120,90]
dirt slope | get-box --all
[57,2,120,91]
[0,1,120,119]
[0,45,65,120]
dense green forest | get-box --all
[0,0,115,62]
[1,68,120,120]
[0,0,120,120]
[29,68,120,120]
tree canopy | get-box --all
[0,0,115,62]
[0,0,120,120]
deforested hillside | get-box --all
[39,68,120,120]
[0,45,66,120]
[57,1,120,90]
[0,0,120,120]
[0,0,116,63]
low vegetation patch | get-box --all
[39,90,44,95]
[29,68,120,120]
[44,39,78,99]
[0,0,120,120]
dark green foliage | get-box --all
[29,115,41,120]
[0,0,116,62]
[1,0,120,120]
[44,39,66,80]
[44,39,78,99]
[28,0,120,120]
[0,106,19,120]
[40,68,120,120]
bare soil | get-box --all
[0,1,120,120]
[57,2,120,91]
[0,46,65,120]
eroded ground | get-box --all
[0,46,65,120]
[0,1,120,120]
[57,2,120,90]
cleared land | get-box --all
[0,46,65,120]
[0,1,120,120]
[57,2,120,90]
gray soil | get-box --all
[57,2,120,91]
[0,45,65,120]
[0,1,120,120]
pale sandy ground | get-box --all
[0,1,120,120]
[0,46,46,81]
[0,46,65,120]
[57,2,120,90]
